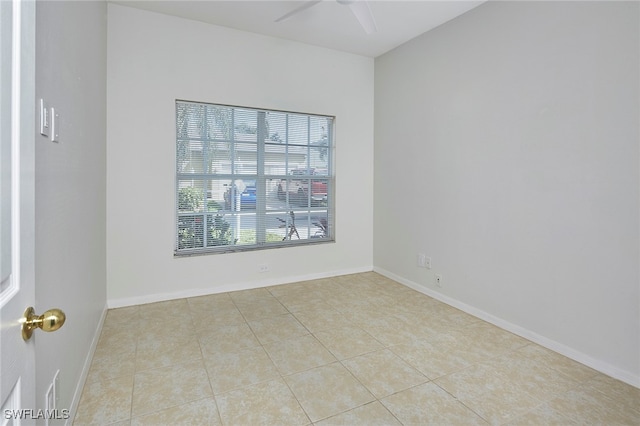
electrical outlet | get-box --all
[435,274,442,287]
[258,263,270,273]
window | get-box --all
[175,100,334,255]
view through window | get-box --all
[176,100,334,255]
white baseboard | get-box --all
[374,266,640,389]
[107,265,373,309]
[66,303,108,426]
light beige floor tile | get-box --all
[360,316,426,346]
[402,315,461,337]
[137,299,192,320]
[103,306,140,328]
[546,387,640,425]
[328,296,378,313]
[264,334,336,375]
[203,307,247,327]
[248,313,308,344]
[285,362,375,422]
[336,303,387,325]
[458,321,530,358]
[131,360,213,418]
[584,373,640,414]
[396,305,479,331]
[135,331,202,371]
[386,283,424,297]
[428,327,501,362]
[333,273,368,286]
[423,300,474,316]
[130,397,221,426]
[363,272,415,290]
[267,281,312,298]
[272,285,317,297]
[306,289,340,303]
[74,374,133,425]
[428,327,482,348]
[187,292,236,312]
[136,310,196,345]
[435,363,511,400]
[390,315,440,342]
[94,326,137,359]
[272,292,327,313]
[381,382,487,425]
[517,344,599,383]
[314,401,401,426]
[204,345,280,394]
[187,292,242,326]
[391,338,478,379]
[198,322,260,356]
[506,403,577,425]
[86,349,136,384]
[296,300,343,315]
[459,386,544,425]
[342,349,429,398]
[324,293,366,309]
[438,307,481,327]
[314,326,384,360]
[92,311,138,363]
[371,280,407,295]
[293,309,352,333]
[235,297,289,321]
[367,303,413,319]
[484,351,579,402]
[392,293,443,314]
[215,378,310,425]
[361,293,398,308]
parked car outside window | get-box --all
[277,168,328,206]
[224,180,256,210]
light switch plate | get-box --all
[39,99,50,137]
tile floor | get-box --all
[74,272,640,425]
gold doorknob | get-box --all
[21,306,66,341]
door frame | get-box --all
[0,0,37,420]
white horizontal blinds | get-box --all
[176,100,333,254]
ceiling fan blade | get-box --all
[274,0,323,23]
[347,1,378,34]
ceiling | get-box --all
[113,0,485,57]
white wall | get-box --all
[35,0,107,416]
[106,5,374,304]
[374,1,639,385]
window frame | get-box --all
[175,100,335,256]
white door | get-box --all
[1,0,37,422]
